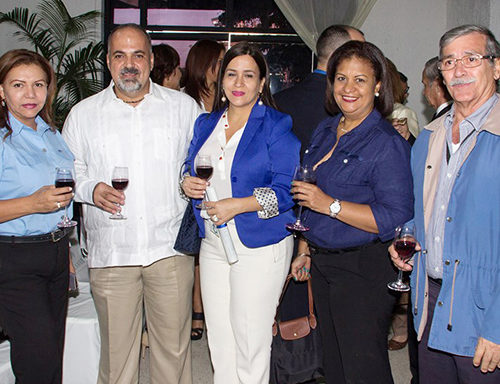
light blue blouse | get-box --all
[0,114,75,236]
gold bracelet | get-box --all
[297,253,311,258]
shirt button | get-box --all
[440,204,445,210]
[435,267,439,272]
[343,159,348,164]
[445,260,450,265]
[422,249,428,254]
[438,301,443,306]
[447,173,452,178]
[42,148,47,152]
[446,216,452,222]
[435,236,440,242]
[231,176,237,182]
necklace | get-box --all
[338,116,348,133]
[122,97,144,104]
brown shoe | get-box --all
[388,338,408,351]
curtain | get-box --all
[274,0,378,53]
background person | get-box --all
[184,39,225,112]
[0,49,74,384]
[182,41,299,384]
[421,56,453,121]
[151,43,182,90]
[291,41,413,384]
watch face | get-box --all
[330,200,341,214]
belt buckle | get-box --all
[51,230,64,243]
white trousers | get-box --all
[200,222,292,384]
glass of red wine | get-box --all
[286,165,316,232]
[55,168,77,228]
[388,225,416,292]
[195,154,213,209]
[110,166,129,220]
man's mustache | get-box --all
[120,67,140,76]
[449,77,476,86]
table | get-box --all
[0,282,100,384]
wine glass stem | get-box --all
[64,205,69,223]
[397,269,404,283]
[295,205,304,224]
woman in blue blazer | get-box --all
[182,42,299,384]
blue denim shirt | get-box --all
[302,109,414,249]
[0,114,74,236]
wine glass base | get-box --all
[57,220,78,228]
[286,222,310,232]
[387,281,410,292]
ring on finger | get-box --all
[56,201,61,209]
[211,215,219,222]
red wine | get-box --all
[112,179,129,191]
[55,179,75,189]
[395,238,416,261]
[196,166,213,180]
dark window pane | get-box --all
[148,9,224,27]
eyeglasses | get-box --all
[438,53,497,71]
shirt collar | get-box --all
[444,93,498,133]
[8,113,51,137]
[435,100,452,115]
[329,108,384,137]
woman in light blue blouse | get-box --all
[0,49,75,384]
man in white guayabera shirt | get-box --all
[390,24,500,383]
[62,24,201,384]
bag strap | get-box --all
[272,274,316,336]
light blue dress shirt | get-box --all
[0,114,74,236]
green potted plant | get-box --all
[0,0,105,127]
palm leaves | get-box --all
[0,0,104,127]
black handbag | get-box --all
[174,201,201,255]
[270,275,324,384]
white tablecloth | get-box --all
[0,282,100,384]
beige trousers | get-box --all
[90,255,194,384]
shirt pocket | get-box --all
[330,152,370,186]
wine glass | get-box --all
[286,165,316,232]
[55,168,77,228]
[388,225,416,292]
[110,166,129,220]
[195,154,213,209]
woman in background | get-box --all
[182,42,299,383]
[151,43,182,90]
[0,49,74,384]
[183,39,226,340]
[184,39,225,112]
[291,41,413,384]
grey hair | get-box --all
[423,56,440,81]
[439,24,500,61]
[107,23,152,54]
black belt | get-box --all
[308,238,383,255]
[428,276,443,286]
[0,228,71,244]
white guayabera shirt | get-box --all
[62,80,202,268]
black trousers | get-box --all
[0,238,69,384]
[310,240,397,384]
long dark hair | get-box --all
[213,41,277,112]
[151,44,180,85]
[0,49,56,140]
[326,41,393,117]
[184,39,225,106]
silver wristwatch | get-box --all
[329,199,342,218]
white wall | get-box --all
[0,0,102,56]
[362,0,448,124]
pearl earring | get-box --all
[258,92,263,105]
[221,95,226,102]
[374,91,380,97]
[1,99,5,107]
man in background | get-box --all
[422,56,453,121]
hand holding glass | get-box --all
[195,155,213,209]
[387,225,416,292]
[55,168,77,228]
[110,166,129,220]
[286,165,316,232]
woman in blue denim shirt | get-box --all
[0,50,74,384]
[291,41,414,384]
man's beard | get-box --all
[115,66,143,93]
